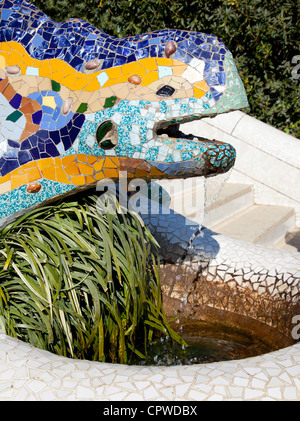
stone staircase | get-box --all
[203,183,300,252]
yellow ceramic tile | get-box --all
[194,80,209,91]
[84,78,100,92]
[142,58,158,72]
[107,66,122,79]
[0,174,11,184]
[50,59,65,73]
[42,95,56,108]
[38,60,52,77]
[62,73,78,88]
[7,51,24,66]
[193,88,206,98]
[0,42,12,52]
[104,157,119,169]
[18,62,28,74]
[156,57,172,67]
[10,41,27,54]
[122,61,138,76]
[21,161,37,170]
[132,62,147,77]
[141,71,159,86]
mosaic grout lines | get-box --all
[0,0,249,224]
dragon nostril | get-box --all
[156,85,175,97]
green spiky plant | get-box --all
[0,193,185,364]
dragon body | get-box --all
[0,0,248,225]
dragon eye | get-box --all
[156,85,175,97]
[96,121,117,150]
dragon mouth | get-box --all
[156,122,213,143]
[152,118,236,177]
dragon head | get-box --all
[0,0,248,224]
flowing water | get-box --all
[129,320,278,366]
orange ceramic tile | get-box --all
[173,65,187,76]
[77,154,88,162]
[38,157,54,171]
[70,175,86,185]
[103,168,118,178]
[55,167,71,185]
[93,159,104,172]
[26,166,41,182]
[64,161,81,176]
[103,157,119,169]
[85,175,96,184]
[87,155,98,165]
[21,161,37,170]
[94,171,105,180]
[61,155,76,166]
[41,165,56,181]
[11,174,28,190]
[78,162,94,175]
[0,174,11,184]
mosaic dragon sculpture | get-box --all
[0,0,299,342]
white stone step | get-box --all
[209,204,296,247]
[156,180,298,250]
[203,183,253,227]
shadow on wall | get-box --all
[285,230,300,252]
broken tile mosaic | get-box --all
[0,0,248,224]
